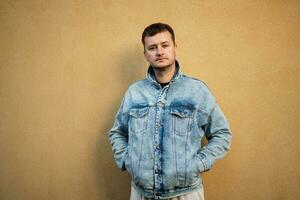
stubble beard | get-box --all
[151,59,175,72]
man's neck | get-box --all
[152,63,176,84]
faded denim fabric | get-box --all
[109,61,232,199]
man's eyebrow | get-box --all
[148,41,169,45]
[146,41,170,48]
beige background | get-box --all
[1,0,299,199]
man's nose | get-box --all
[156,46,164,55]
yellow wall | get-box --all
[0,1,299,199]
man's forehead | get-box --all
[144,31,173,45]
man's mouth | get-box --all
[156,58,167,61]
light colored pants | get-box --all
[130,186,205,200]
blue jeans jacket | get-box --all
[109,61,232,199]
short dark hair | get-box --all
[142,23,175,46]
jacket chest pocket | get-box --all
[170,106,195,135]
[129,107,149,133]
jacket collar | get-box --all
[146,60,182,84]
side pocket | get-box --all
[186,155,203,185]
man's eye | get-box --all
[148,47,155,50]
[162,44,169,48]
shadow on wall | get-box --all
[95,45,146,200]
[119,43,147,87]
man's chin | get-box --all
[152,65,169,70]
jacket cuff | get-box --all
[197,154,210,173]
[120,150,128,171]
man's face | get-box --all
[143,31,177,69]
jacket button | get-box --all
[157,101,164,107]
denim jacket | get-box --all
[109,61,232,199]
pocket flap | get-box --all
[129,106,149,118]
[170,106,195,118]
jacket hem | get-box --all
[131,178,203,199]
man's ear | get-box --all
[143,49,148,61]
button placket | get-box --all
[153,87,168,193]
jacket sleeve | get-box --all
[197,101,232,172]
[108,94,129,171]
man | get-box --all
[109,23,232,200]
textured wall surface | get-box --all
[0,1,299,199]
